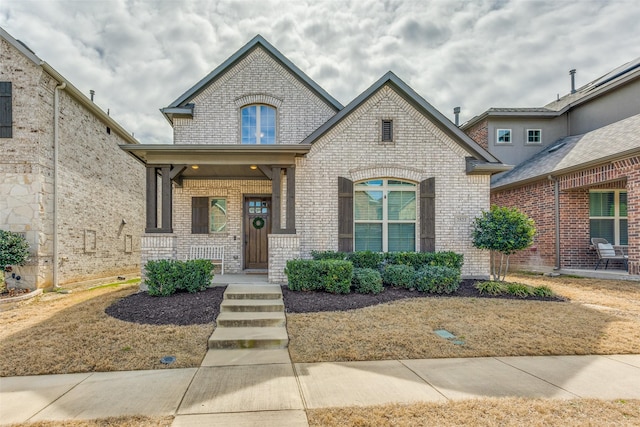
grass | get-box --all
[9,415,173,427]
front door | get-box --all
[244,196,271,269]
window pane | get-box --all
[497,129,511,143]
[260,105,276,144]
[388,223,415,252]
[620,219,628,245]
[589,192,614,216]
[355,223,382,252]
[355,191,383,220]
[590,219,614,243]
[388,191,416,220]
[210,199,227,232]
[241,106,256,144]
[620,192,627,217]
[388,180,415,187]
[360,180,383,187]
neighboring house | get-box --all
[0,27,145,290]
[462,58,640,274]
[121,35,509,283]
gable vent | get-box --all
[382,119,393,142]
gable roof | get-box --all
[492,113,640,190]
[302,71,510,172]
[0,26,139,145]
[161,35,343,124]
[461,56,640,130]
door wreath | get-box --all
[252,217,265,229]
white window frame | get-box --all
[240,104,276,145]
[589,190,627,245]
[354,179,418,252]
[526,129,542,144]
[209,197,227,233]
[496,128,512,144]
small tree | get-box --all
[0,230,30,291]
[472,205,535,281]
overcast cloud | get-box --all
[2,0,639,144]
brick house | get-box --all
[122,35,509,283]
[462,58,640,274]
[0,27,145,289]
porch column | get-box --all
[145,166,157,232]
[271,167,282,232]
[285,166,296,233]
[161,166,172,232]
[145,165,173,233]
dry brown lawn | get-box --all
[287,273,640,362]
[307,398,640,427]
[0,283,212,377]
[8,415,173,427]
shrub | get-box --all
[352,268,383,294]
[285,259,353,294]
[475,281,507,296]
[382,264,416,288]
[145,259,213,297]
[414,265,461,294]
[506,283,535,298]
[347,251,383,269]
[310,250,347,261]
[0,230,29,268]
[533,285,555,298]
[384,251,463,270]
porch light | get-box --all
[191,165,199,170]
[250,165,258,170]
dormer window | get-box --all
[241,104,276,144]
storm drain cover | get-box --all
[160,356,176,364]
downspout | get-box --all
[53,82,66,289]
[548,175,560,270]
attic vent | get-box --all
[381,119,393,142]
[547,142,566,153]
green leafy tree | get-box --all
[0,230,30,291]
[472,205,536,281]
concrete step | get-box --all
[220,299,284,313]
[216,311,286,328]
[208,326,289,349]
[224,284,283,300]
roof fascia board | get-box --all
[164,35,343,116]
[0,26,41,64]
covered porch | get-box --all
[120,144,310,283]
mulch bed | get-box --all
[0,288,31,299]
[105,280,565,325]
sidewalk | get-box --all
[1,352,639,426]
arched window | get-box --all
[354,179,417,252]
[241,104,276,144]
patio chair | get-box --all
[591,238,628,270]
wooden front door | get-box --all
[244,196,271,269]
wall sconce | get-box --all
[191,165,199,170]
[250,165,258,170]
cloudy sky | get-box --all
[2,0,639,144]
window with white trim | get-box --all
[241,104,276,144]
[527,129,541,144]
[496,129,512,144]
[209,198,227,233]
[589,190,627,245]
[354,179,417,252]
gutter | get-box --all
[548,175,561,270]
[53,82,66,289]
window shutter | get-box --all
[0,82,12,138]
[192,197,209,234]
[420,178,435,252]
[381,119,393,142]
[338,177,354,252]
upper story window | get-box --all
[527,129,542,144]
[496,129,511,144]
[241,104,276,144]
[0,82,12,138]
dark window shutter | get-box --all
[381,119,393,142]
[338,177,354,252]
[0,82,12,138]
[420,178,435,252]
[192,197,209,234]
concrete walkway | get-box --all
[2,353,640,426]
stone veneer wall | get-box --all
[1,36,145,289]
[295,85,491,278]
[268,234,300,284]
[172,47,336,145]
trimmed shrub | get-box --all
[475,281,507,296]
[506,283,535,298]
[382,264,416,288]
[384,251,463,270]
[352,268,383,294]
[285,259,353,294]
[533,285,555,298]
[145,259,213,297]
[347,250,383,269]
[0,230,29,268]
[310,250,347,261]
[414,265,461,294]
